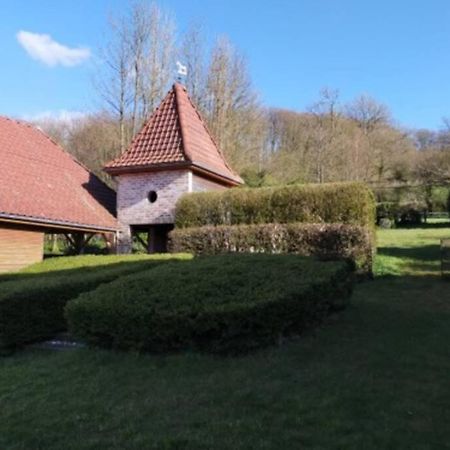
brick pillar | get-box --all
[117,224,132,254]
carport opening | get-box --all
[131,224,174,254]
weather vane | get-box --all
[176,61,187,83]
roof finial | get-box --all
[176,61,187,84]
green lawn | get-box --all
[1,227,450,449]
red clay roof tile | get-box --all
[105,83,243,185]
[0,117,117,231]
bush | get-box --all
[374,185,450,213]
[376,201,426,227]
[429,186,450,212]
[175,182,375,231]
[376,202,396,224]
[0,254,190,352]
[170,223,373,276]
[66,254,354,354]
[396,203,425,226]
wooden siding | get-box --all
[0,224,44,273]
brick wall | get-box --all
[192,174,228,192]
[0,224,44,273]
[116,170,189,252]
[117,170,190,226]
[115,170,231,253]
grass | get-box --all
[0,253,192,281]
[1,227,450,449]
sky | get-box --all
[1,0,450,130]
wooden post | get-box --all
[64,233,95,254]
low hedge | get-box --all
[0,254,190,352]
[175,182,376,231]
[170,223,373,276]
[66,254,354,354]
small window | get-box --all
[148,190,158,203]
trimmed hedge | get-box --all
[170,223,373,276]
[66,254,354,354]
[0,254,190,352]
[175,182,376,231]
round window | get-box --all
[148,190,158,203]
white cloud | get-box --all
[23,110,87,122]
[17,30,91,67]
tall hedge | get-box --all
[175,182,376,231]
[170,223,373,276]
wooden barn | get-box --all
[105,83,243,253]
[0,116,117,272]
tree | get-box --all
[308,88,343,183]
[95,1,176,146]
[94,14,132,151]
[345,94,391,134]
[179,23,207,112]
[205,36,264,170]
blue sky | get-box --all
[1,0,450,129]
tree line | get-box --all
[35,1,450,191]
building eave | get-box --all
[104,161,243,187]
[0,213,118,233]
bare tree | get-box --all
[94,15,133,151]
[139,3,176,123]
[308,88,342,183]
[345,94,391,134]
[95,1,176,144]
[205,36,263,169]
[179,23,207,111]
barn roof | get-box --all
[0,116,117,232]
[104,83,243,186]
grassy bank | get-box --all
[0,227,449,449]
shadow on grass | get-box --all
[377,245,440,262]
[398,221,450,230]
[0,258,189,285]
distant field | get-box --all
[1,227,449,449]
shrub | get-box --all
[396,203,426,226]
[374,185,450,214]
[66,254,354,354]
[170,223,373,276]
[376,202,396,225]
[175,182,376,231]
[376,201,426,227]
[429,186,450,212]
[0,254,190,352]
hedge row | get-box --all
[66,254,354,354]
[0,254,190,352]
[175,182,376,230]
[170,223,373,276]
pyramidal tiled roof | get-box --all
[105,83,243,185]
[0,116,117,232]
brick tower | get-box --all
[104,83,243,253]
